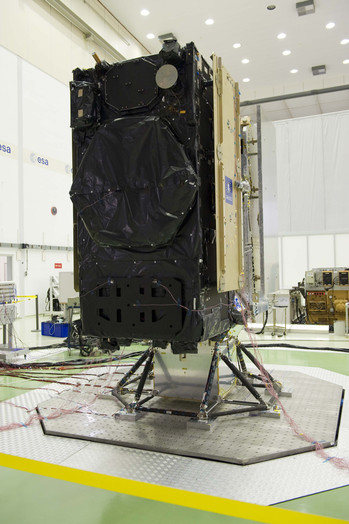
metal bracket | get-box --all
[187,418,215,431]
[114,408,143,421]
[265,387,293,398]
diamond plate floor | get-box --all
[1,365,349,505]
[37,370,343,465]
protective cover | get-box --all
[71,116,198,249]
[70,42,239,352]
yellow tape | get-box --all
[16,295,37,299]
[0,453,345,523]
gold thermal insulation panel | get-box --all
[213,55,242,293]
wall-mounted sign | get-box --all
[30,152,49,166]
[0,140,17,158]
[54,263,62,269]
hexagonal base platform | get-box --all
[37,370,343,465]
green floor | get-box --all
[0,346,348,523]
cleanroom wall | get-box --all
[0,0,146,316]
[275,110,349,289]
[0,0,147,85]
[0,44,73,316]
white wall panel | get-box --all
[308,235,334,269]
[0,45,73,315]
[0,46,18,142]
[22,60,71,164]
[275,112,349,288]
[23,165,73,246]
[20,59,73,247]
[275,111,349,236]
[264,236,280,294]
[281,236,307,289]
[0,157,19,242]
[323,113,349,232]
[262,121,278,237]
[276,117,326,235]
[0,46,19,242]
[335,234,349,267]
[275,123,291,234]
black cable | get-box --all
[255,310,268,335]
[244,342,349,353]
[0,351,145,369]
[29,343,66,350]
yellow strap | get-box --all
[0,453,344,523]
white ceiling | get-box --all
[99,0,349,120]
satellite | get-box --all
[36,43,344,468]
[69,39,279,424]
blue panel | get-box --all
[225,176,233,205]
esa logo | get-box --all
[0,143,11,154]
[30,152,49,166]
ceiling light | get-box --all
[341,39,349,45]
[140,9,149,16]
[312,64,326,76]
[277,33,286,39]
[233,42,241,49]
[282,50,291,56]
[267,4,276,10]
[290,69,298,73]
[343,59,349,64]
[146,33,155,39]
[242,78,250,83]
[296,0,315,16]
[205,18,214,25]
[241,58,249,64]
[326,22,335,29]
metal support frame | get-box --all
[238,344,275,385]
[133,349,154,406]
[0,242,72,251]
[113,348,151,391]
[1,324,13,351]
[220,353,266,406]
[256,105,265,298]
[240,115,267,317]
[112,339,282,423]
[240,84,349,107]
[198,343,219,419]
[236,346,248,374]
[212,405,267,417]
[241,126,254,308]
[271,306,287,337]
[31,294,40,332]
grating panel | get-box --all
[38,370,343,465]
[1,365,348,505]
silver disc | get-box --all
[155,64,178,89]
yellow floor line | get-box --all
[0,453,346,524]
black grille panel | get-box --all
[81,278,182,339]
